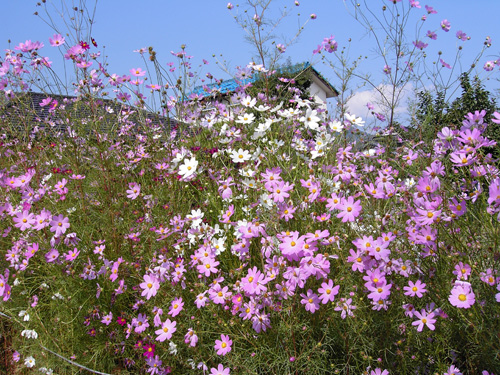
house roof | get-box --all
[189,62,338,100]
[1,92,179,134]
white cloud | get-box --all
[343,83,414,126]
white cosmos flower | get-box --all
[178,157,198,179]
[187,209,204,228]
[19,310,30,321]
[172,149,187,164]
[329,120,344,132]
[255,104,270,112]
[345,113,365,127]
[311,148,325,159]
[21,329,38,339]
[24,356,36,368]
[230,148,251,163]
[241,96,257,108]
[235,113,255,124]
[300,108,321,130]
[168,341,178,355]
[255,118,274,133]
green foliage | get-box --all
[408,73,499,158]
[246,62,313,103]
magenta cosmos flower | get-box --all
[214,334,232,356]
[336,196,362,222]
[449,283,475,308]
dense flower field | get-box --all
[1,1,500,374]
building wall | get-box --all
[307,81,328,109]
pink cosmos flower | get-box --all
[195,292,208,308]
[300,289,320,313]
[334,298,356,319]
[412,309,436,331]
[101,312,113,326]
[426,30,437,40]
[326,193,342,211]
[64,248,80,262]
[444,365,462,375]
[318,279,340,304]
[279,203,296,221]
[210,364,231,375]
[168,297,184,317]
[413,40,428,50]
[251,313,271,333]
[456,30,468,41]
[130,67,146,77]
[13,210,35,231]
[440,19,451,32]
[140,274,160,300]
[367,281,392,302]
[440,59,451,69]
[133,313,149,334]
[425,5,437,14]
[409,0,420,8]
[241,266,268,296]
[214,334,232,356]
[270,180,294,203]
[415,207,441,226]
[453,262,471,280]
[45,248,59,263]
[184,328,198,347]
[336,196,362,222]
[369,239,391,260]
[33,210,51,231]
[449,283,475,308]
[403,280,427,298]
[155,319,176,342]
[126,182,140,200]
[197,257,220,277]
[279,232,305,261]
[49,214,70,236]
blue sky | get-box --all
[3,0,500,121]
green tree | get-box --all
[407,73,499,158]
